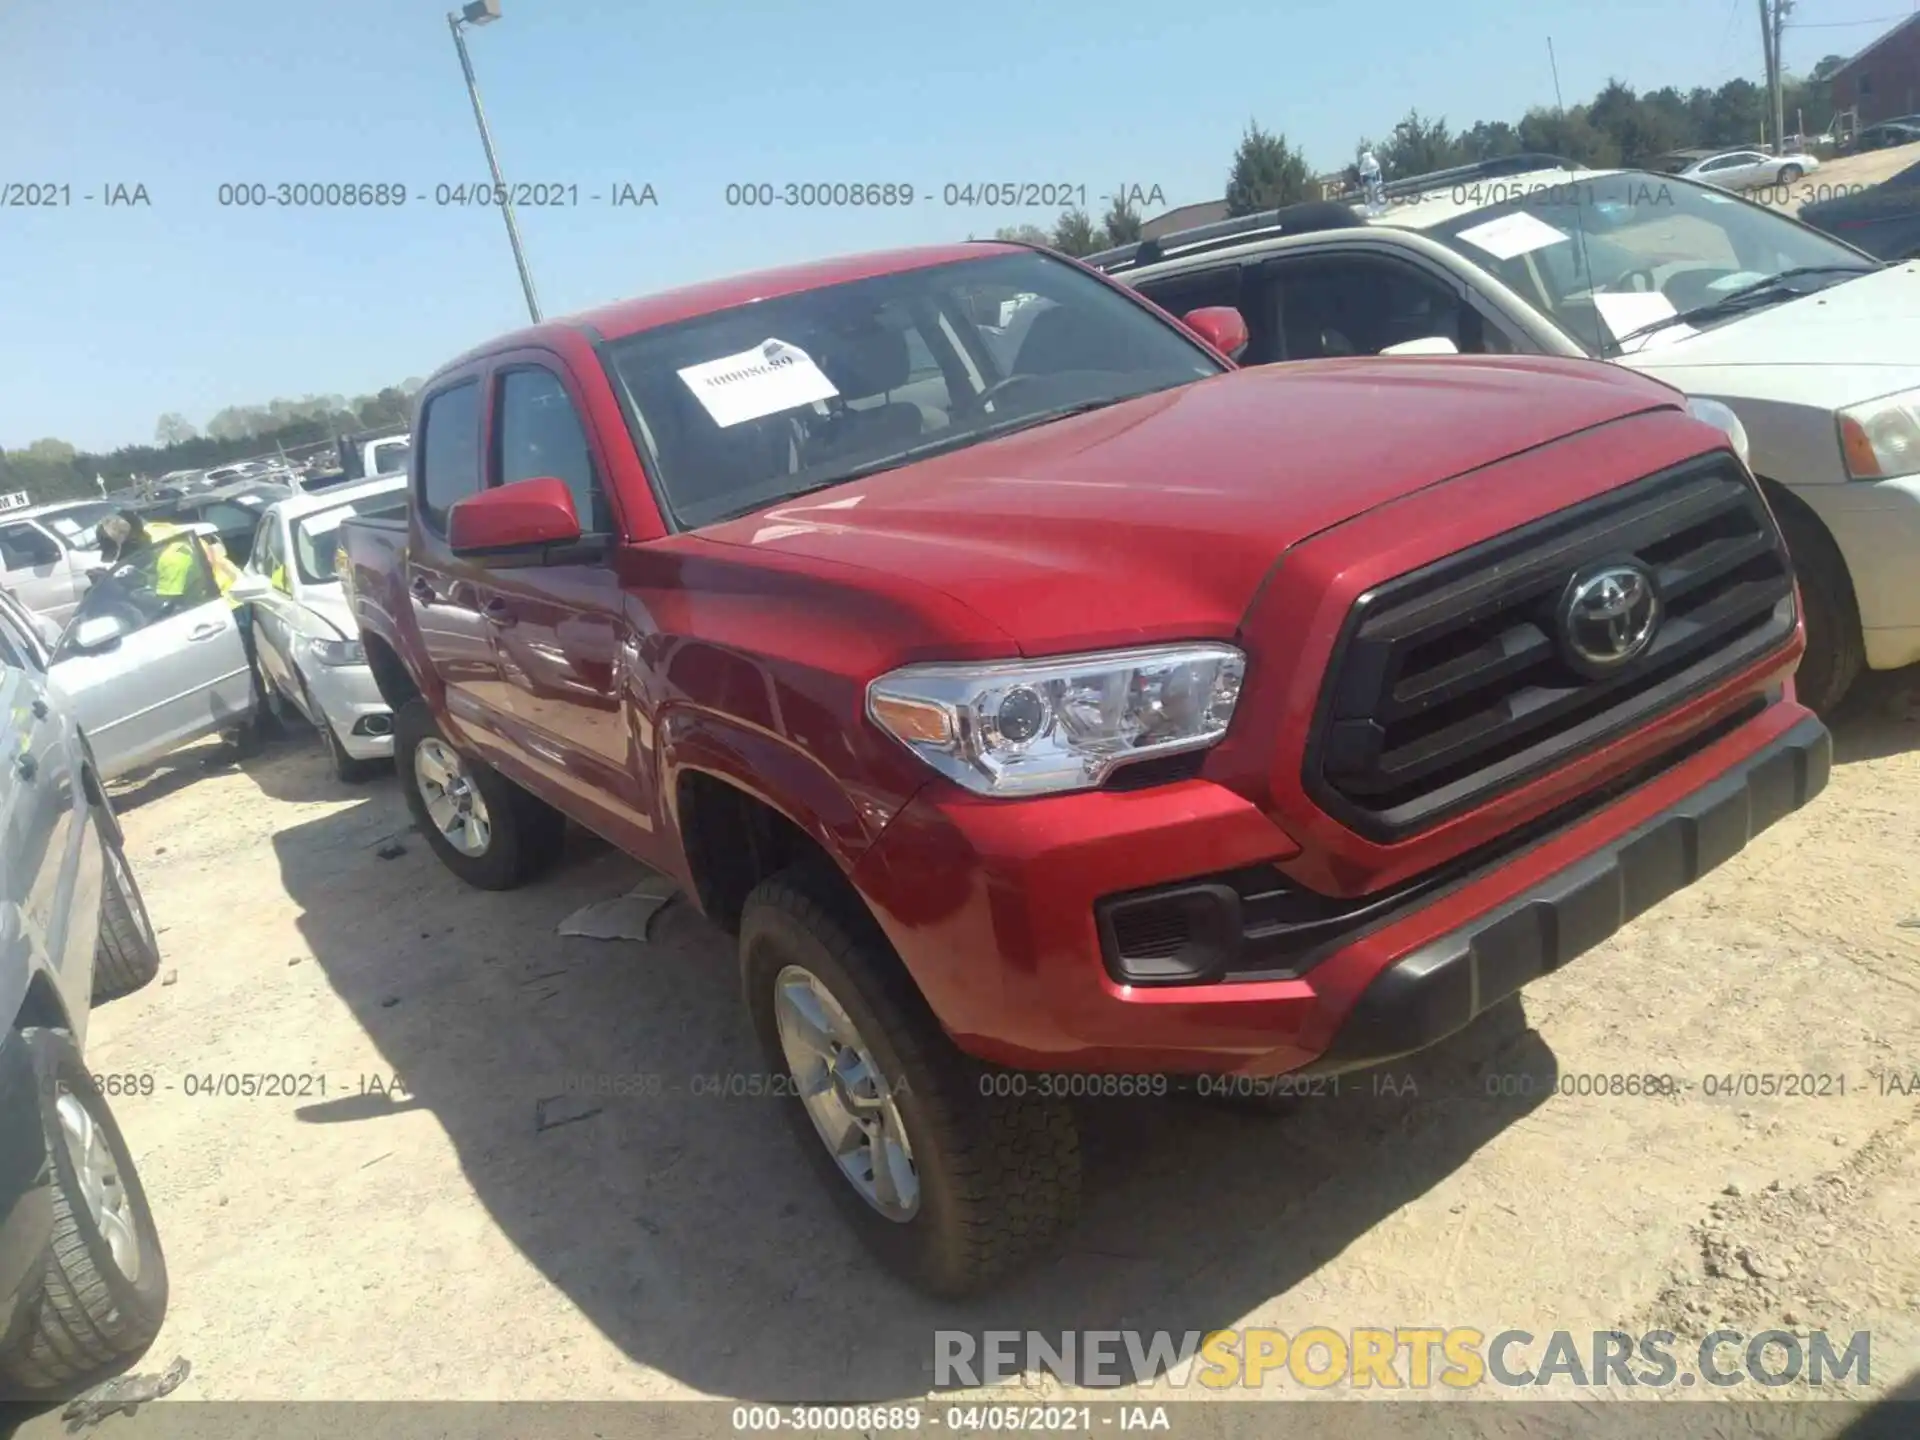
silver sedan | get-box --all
[1680,148,1821,191]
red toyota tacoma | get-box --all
[339,240,1829,1297]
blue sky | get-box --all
[0,0,1901,452]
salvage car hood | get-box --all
[1616,262,1920,409]
[700,356,1685,650]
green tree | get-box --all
[991,223,1052,247]
[1100,194,1144,247]
[1049,208,1102,257]
[1376,110,1466,177]
[154,412,197,446]
[1224,122,1311,217]
[1516,105,1621,166]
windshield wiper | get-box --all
[705,396,1132,524]
[1611,264,1879,351]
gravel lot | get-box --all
[32,668,1920,1425]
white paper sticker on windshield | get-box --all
[1590,292,1699,353]
[1454,211,1570,261]
[677,339,838,428]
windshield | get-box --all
[293,491,406,585]
[1423,171,1877,357]
[41,501,116,545]
[598,250,1225,530]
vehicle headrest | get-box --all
[811,324,910,398]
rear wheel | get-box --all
[0,1029,168,1397]
[90,837,160,1002]
[1774,503,1864,716]
[393,698,564,889]
[740,869,1081,1297]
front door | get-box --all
[466,357,654,856]
[48,537,253,778]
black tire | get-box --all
[0,1029,168,1398]
[321,716,382,784]
[301,672,382,783]
[392,698,564,890]
[740,869,1081,1297]
[90,837,160,1003]
[1774,502,1864,716]
[1778,163,1804,184]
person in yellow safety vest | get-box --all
[145,521,200,602]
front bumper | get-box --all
[852,702,1829,1076]
[1803,472,1920,670]
[301,660,394,760]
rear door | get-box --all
[0,618,87,997]
[48,538,253,778]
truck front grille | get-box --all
[1304,455,1796,841]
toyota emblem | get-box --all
[1557,563,1661,676]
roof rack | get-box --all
[1085,199,1368,275]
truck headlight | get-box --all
[308,636,365,667]
[1838,386,1920,480]
[1686,397,1751,469]
[867,643,1246,797]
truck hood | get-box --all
[1616,263,1920,408]
[700,356,1681,653]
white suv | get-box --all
[1092,160,1919,712]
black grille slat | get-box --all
[1305,457,1796,840]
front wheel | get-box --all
[1777,163,1804,184]
[1774,505,1864,716]
[740,870,1081,1297]
[393,698,564,889]
[0,1030,168,1397]
[90,836,161,1002]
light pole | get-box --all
[448,0,541,323]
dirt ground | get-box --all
[48,668,1920,1420]
[1752,140,1920,213]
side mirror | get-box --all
[1183,306,1249,361]
[69,613,128,655]
[447,476,583,557]
[228,572,272,602]
[1380,336,1461,356]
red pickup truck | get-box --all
[340,240,1829,1297]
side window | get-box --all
[494,368,610,533]
[0,523,61,570]
[1266,256,1494,360]
[68,536,218,642]
[256,518,289,589]
[419,380,483,534]
[0,612,27,670]
[1133,267,1244,325]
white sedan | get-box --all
[233,476,407,781]
[1680,147,1820,191]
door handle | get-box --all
[410,575,435,604]
[188,623,223,641]
[482,597,517,627]
[15,755,35,782]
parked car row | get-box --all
[0,585,170,1401]
[330,208,1833,1298]
[1088,155,1920,713]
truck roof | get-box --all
[438,242,1022,369]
